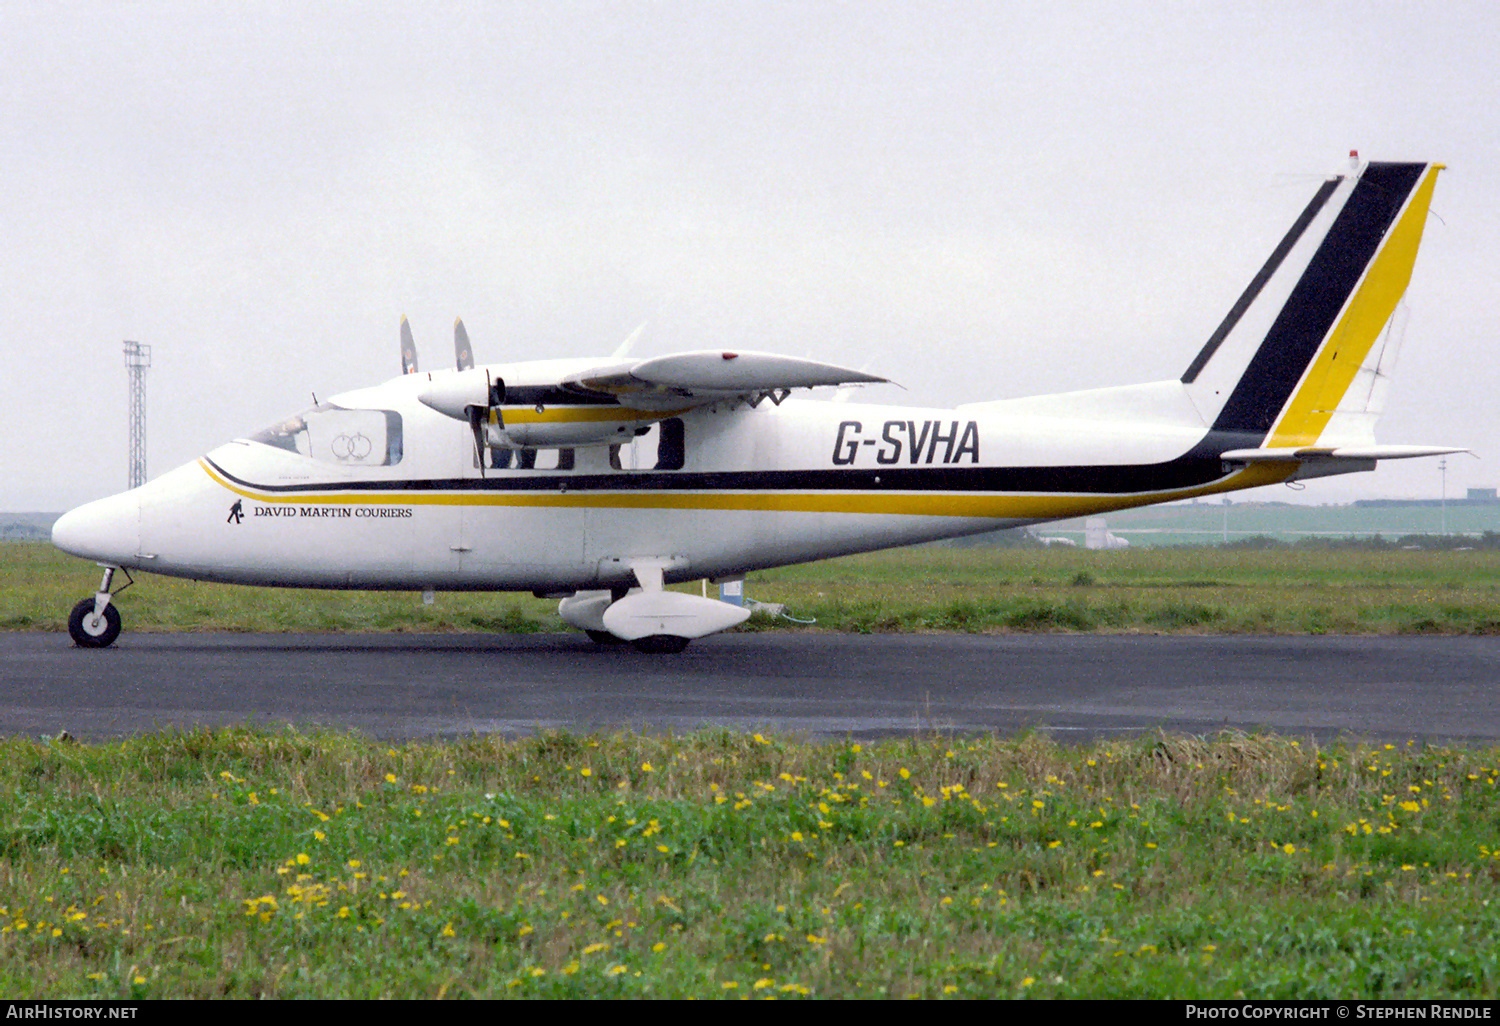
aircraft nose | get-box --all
[51,492,141,565]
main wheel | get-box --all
[586,629,628,646]
[630,634,691,654]
[68,598,121,649]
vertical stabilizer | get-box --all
[1182,160,1442,449]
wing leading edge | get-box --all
[416,349,887,449]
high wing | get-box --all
[418,349,888,448]
[563,350,889,410]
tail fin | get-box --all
[1182,159,1443,450]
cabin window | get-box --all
[656,418,685,470]
[609,419,684,471]
[483,447,574,471]
[251,405,403,466]
[523,448,574,471]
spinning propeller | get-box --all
[401,317,478,374]
[398,317,506,473]
[399,317,419,375]
[454,319,474,371]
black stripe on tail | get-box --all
[1180,177,1341,384]
[1205,162,1426,437]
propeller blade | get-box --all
[400,317,419,375]
[611,321,648,359]
[468,404,486,478]
[467,369,500,476]
[454,318,474,371]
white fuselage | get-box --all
[52,369,1283,593]
[49,160,1449,652]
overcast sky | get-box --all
[3,1,1495,511]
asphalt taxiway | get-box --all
[4,631,1498,744]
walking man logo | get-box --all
[227,499,244,525]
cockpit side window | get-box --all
[251,405,403,466]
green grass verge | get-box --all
[2,728,1497,998]
[10,541,1500,636]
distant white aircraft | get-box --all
[1084,518,1129,550]
[54,157,1461,651]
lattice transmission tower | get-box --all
[123,340,151,488]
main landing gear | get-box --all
[585,629,691,653]
[628,634,692,654]
[67,565,130,648]
[560,563,750,653]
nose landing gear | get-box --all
[67,565,130,648]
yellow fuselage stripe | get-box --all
[496,405,693,425]
[199,459,1292,520]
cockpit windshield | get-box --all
[250,404,403,466]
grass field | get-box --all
[7,544,1500,998]
[2,727,1498,999]
[8,541,1500,637]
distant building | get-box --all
[1358,490,1499,508]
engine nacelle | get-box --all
[487,413,659,449]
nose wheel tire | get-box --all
[68,599,121,649]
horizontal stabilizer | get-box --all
[1221,445,1468,463]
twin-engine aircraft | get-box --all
[54,156,1461,652]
